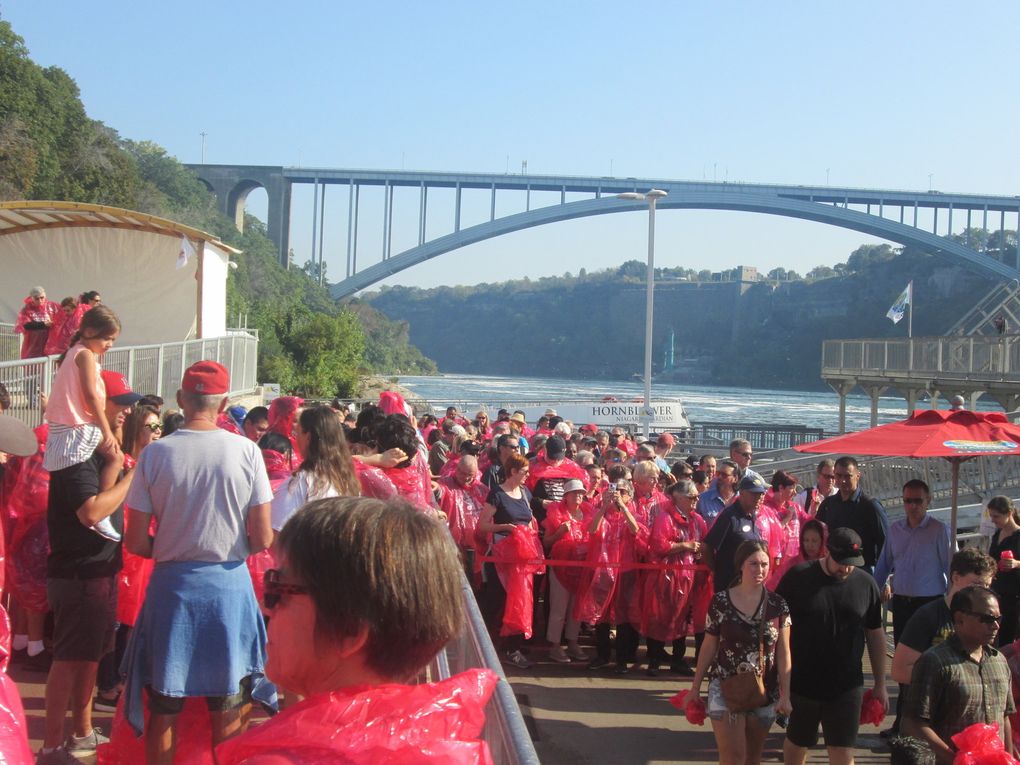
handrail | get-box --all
[0,333,259,428]
[822,334,1020,382]
[426,576,540,765]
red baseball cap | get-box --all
[182,360,229,395]
[100,370,143,406]
[580,423,598,434]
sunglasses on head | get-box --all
[262,568,310,610]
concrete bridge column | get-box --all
[828,380,857,434]
[904,388,926,416]
[266,177,292,268]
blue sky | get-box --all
[5,1,1019,293]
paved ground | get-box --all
[13,641,895,764]
[503,641,894,764]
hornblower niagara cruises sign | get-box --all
[434,398,692,431]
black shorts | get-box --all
[786,686,864,749]
[47,576,117,662]
[148,676,253,715]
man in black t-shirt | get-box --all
[39,375,138,761]
[777,528,890,765]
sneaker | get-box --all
[35,748,79,765]
[91,516,121,542]
[587,657,610,670]
[549,645,571,663]
[92,691,121,713]
[614,662,630,675]
[566,645,589,661]
[504,650,530,669]
[64,727,109,753]
[23,649,52,673]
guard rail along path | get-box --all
[0,329,259,428]
[822,333,1020,431]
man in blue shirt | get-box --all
[874,478,951,737]
[696,458,739,525]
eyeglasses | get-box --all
[737,451,752,459]
[902,497,926,506]
[262,569,311,610]
[819,473,836,480]
[144,422,163,433]
[965,611,1002,625]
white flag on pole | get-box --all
[177,235,196,269]
[886,281,912,324]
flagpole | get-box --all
[907,281,913,339]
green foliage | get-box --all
[0,16,437,394]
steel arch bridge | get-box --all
[186,165,1020,298]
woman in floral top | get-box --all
[689,540,792,765]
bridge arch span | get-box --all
[330,190,1020,298]
[227,180,266,233]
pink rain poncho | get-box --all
[573,505,649,626]
[541,500,593,595]
[524,454,588,492]
[951,723,1017,765]
[117,454,154,627]
[44,302,90,357]
[353,460,399,501]
[14,296,59,359]
[437,474,488,550]
[267,396,304,467]
[380,454,437,513]
[5,425,50,613]
[491,525,545,639]
[215,669,498,765]
[641,506,711,641]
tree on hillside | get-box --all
[846,244,896,273]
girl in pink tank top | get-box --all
[44,306,122,472]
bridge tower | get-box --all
[186,164,292,267]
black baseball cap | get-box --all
[828,528,865,567]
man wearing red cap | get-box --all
[122,360,274,764]
[39,370,138,762]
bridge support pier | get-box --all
[828,380,857,434]
[863,384,888,428]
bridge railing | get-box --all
[425,577,540,765]
[0,333,259,428]
[822,335,1020,382]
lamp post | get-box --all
[617,189,668,438]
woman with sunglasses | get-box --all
[95,404,162,710]
[216,496,496,764]
[473,411,493,441]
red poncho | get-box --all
[117,455,154,627]
[491,525,545,639]
[215,669,498,765]
[44,303,90,357]
[14,297,59,359]
[267,397,304,466]
[353,460,399,501]
[380,454,436,513]
[437,475,488,550]
[5,425,50,613]
[524,454,587,493]
[541,500,592,594]
[573,505,648,626]
[0,605,32,764]
[641,506,711,641]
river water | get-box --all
[397,374,1002,434]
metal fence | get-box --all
[822,335,1020,382]
[0,333,259,428]
[0,323,19,362]
[426,578,540,765]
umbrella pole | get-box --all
[950,458,960,548]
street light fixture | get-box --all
[617,189,668,439]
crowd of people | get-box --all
[4,283,1020,764]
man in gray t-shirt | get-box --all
[123,360,273,762]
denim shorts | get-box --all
[707,677,777,729]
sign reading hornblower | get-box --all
[434,399,692,431]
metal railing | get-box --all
[684,421,827,450]
[822,335,1020,382]
[0,333,259,428]
[426,577,540,765]
[0,323,20,362]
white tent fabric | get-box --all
[0,204,235,345]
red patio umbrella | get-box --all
[793,409,1020,545]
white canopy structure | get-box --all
[0,201,239,345]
